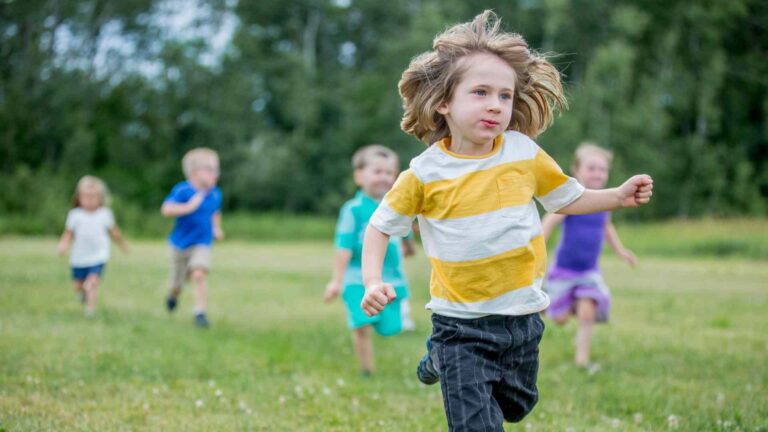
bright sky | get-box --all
[53,0,239,81]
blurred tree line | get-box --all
[1,0,766,233]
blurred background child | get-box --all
[324,145,414,376]
[161,148,224,328]
[542,143,638,371]
[57,175,128,317]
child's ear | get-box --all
[436,100,450,115]
[353,169,363,186]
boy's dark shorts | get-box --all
[429,312,544,432]
[71,263,106,281]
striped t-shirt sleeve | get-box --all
[532,147,585,213]
[370,169,423,237]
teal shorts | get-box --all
[341,284,404,336]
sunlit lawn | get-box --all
[0,236,766,431]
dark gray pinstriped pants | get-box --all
[429,313,544,431]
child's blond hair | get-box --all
[573,142,613,170]
[71,175,111,208]
[351,145,399,170]
[182,147,219,178]
[399,10,567,144]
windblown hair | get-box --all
[399,10,567,144]
[71,175,111,208]
[574,142,613,169]
[182,147,219,178]
[351,144,399,170]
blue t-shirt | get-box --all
[164,181,222,250]
[335,190,410,298]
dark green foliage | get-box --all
[1,0,766,229]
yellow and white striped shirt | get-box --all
[370,130,585,318]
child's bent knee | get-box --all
[189,268,207,281]
[501,395,538,423]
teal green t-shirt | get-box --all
[334,190,410,299]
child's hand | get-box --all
[120,243,130,254]
[214,226,225,241]
[361,281,396,317]
[56,242,68,257]
[618,248,637,267]
[188,191,206,210]
[619,175,653,208]
[324,281,341,303]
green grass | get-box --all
[0,236,766,431]
[0,211,336,242]
[4,210,768,260]
[609,219,768,260]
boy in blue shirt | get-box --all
[161,148,223,328]
[324,145,414,375]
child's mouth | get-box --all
[480,119,499,128]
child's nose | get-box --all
[486,101,501,113]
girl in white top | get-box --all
[57,176,128,316]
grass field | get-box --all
[1,232,766,431]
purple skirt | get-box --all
[544,267,611,322]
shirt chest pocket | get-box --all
[497,172,535,217]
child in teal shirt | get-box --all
[324,145,413,376]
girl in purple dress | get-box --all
[542,144,637,370]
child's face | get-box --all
[354,156,398,200]
[437,52,516,148]
[573,154,610,189]
[78,188,102,211]
[190,160,219,190]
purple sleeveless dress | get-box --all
[545,212,612,322]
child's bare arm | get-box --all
[604,219,637,267]
[541,213,566,241]
[161,192,205,218]
[324,249,352,302]
[57,230,73,256]
[361,225,396,317]
[212,212,224,240]
[558,175,653,215]
[109,226,129,253]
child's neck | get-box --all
[447,135,495,156]
[189,178,207,190]
[361,188,383,201]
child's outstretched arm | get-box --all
[361,225,396,317]
[160,191,205,218]
[109,226,129,253]
[604,217,637,267]
[57,230,73,256]
[324,249,352,302]
[558,175,653,215]
[541,213,566,241]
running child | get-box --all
[360,11,653,431]
[324,145,414,376]
[542,143,638,371]
[57,175,129,317]
[161,147,223,328]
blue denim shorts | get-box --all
[71,263,106,281]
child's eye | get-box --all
[473,89,487,96]
[500,93,512,100]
